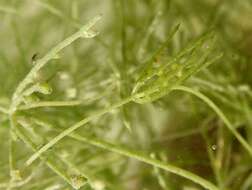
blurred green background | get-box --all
[0,0,252,190]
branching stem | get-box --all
[172,86,252,157]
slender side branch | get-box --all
[64,132,219,190]
[14,125,86,188]
[23,120,219,190]
[26,96,133,165]
[18,100,82,110]
[172,85,252,157]
[9,14,102,113]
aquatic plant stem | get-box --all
[61,132,219,190]
[9,15,102,113]
[26,118,219,190]
[13,125,81,188]
[172,86,252,157]
[18,100,82,110]
[26,96,133,165]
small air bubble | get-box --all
[211,144,217,151]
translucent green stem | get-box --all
[26,96,133,165]
[9,15,101,113]
[18,100,82,110]
[172,86,252,157]
[65,132,219,190]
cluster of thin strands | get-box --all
[0,0,252,190]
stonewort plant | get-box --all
[0,0,252,190]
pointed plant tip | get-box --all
[80,14,103,38]
[89,13,103,25]
[80,14,102,29]
[93,13,103,23]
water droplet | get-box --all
[211,144,217,151]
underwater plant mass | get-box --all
[0,0,252,190]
